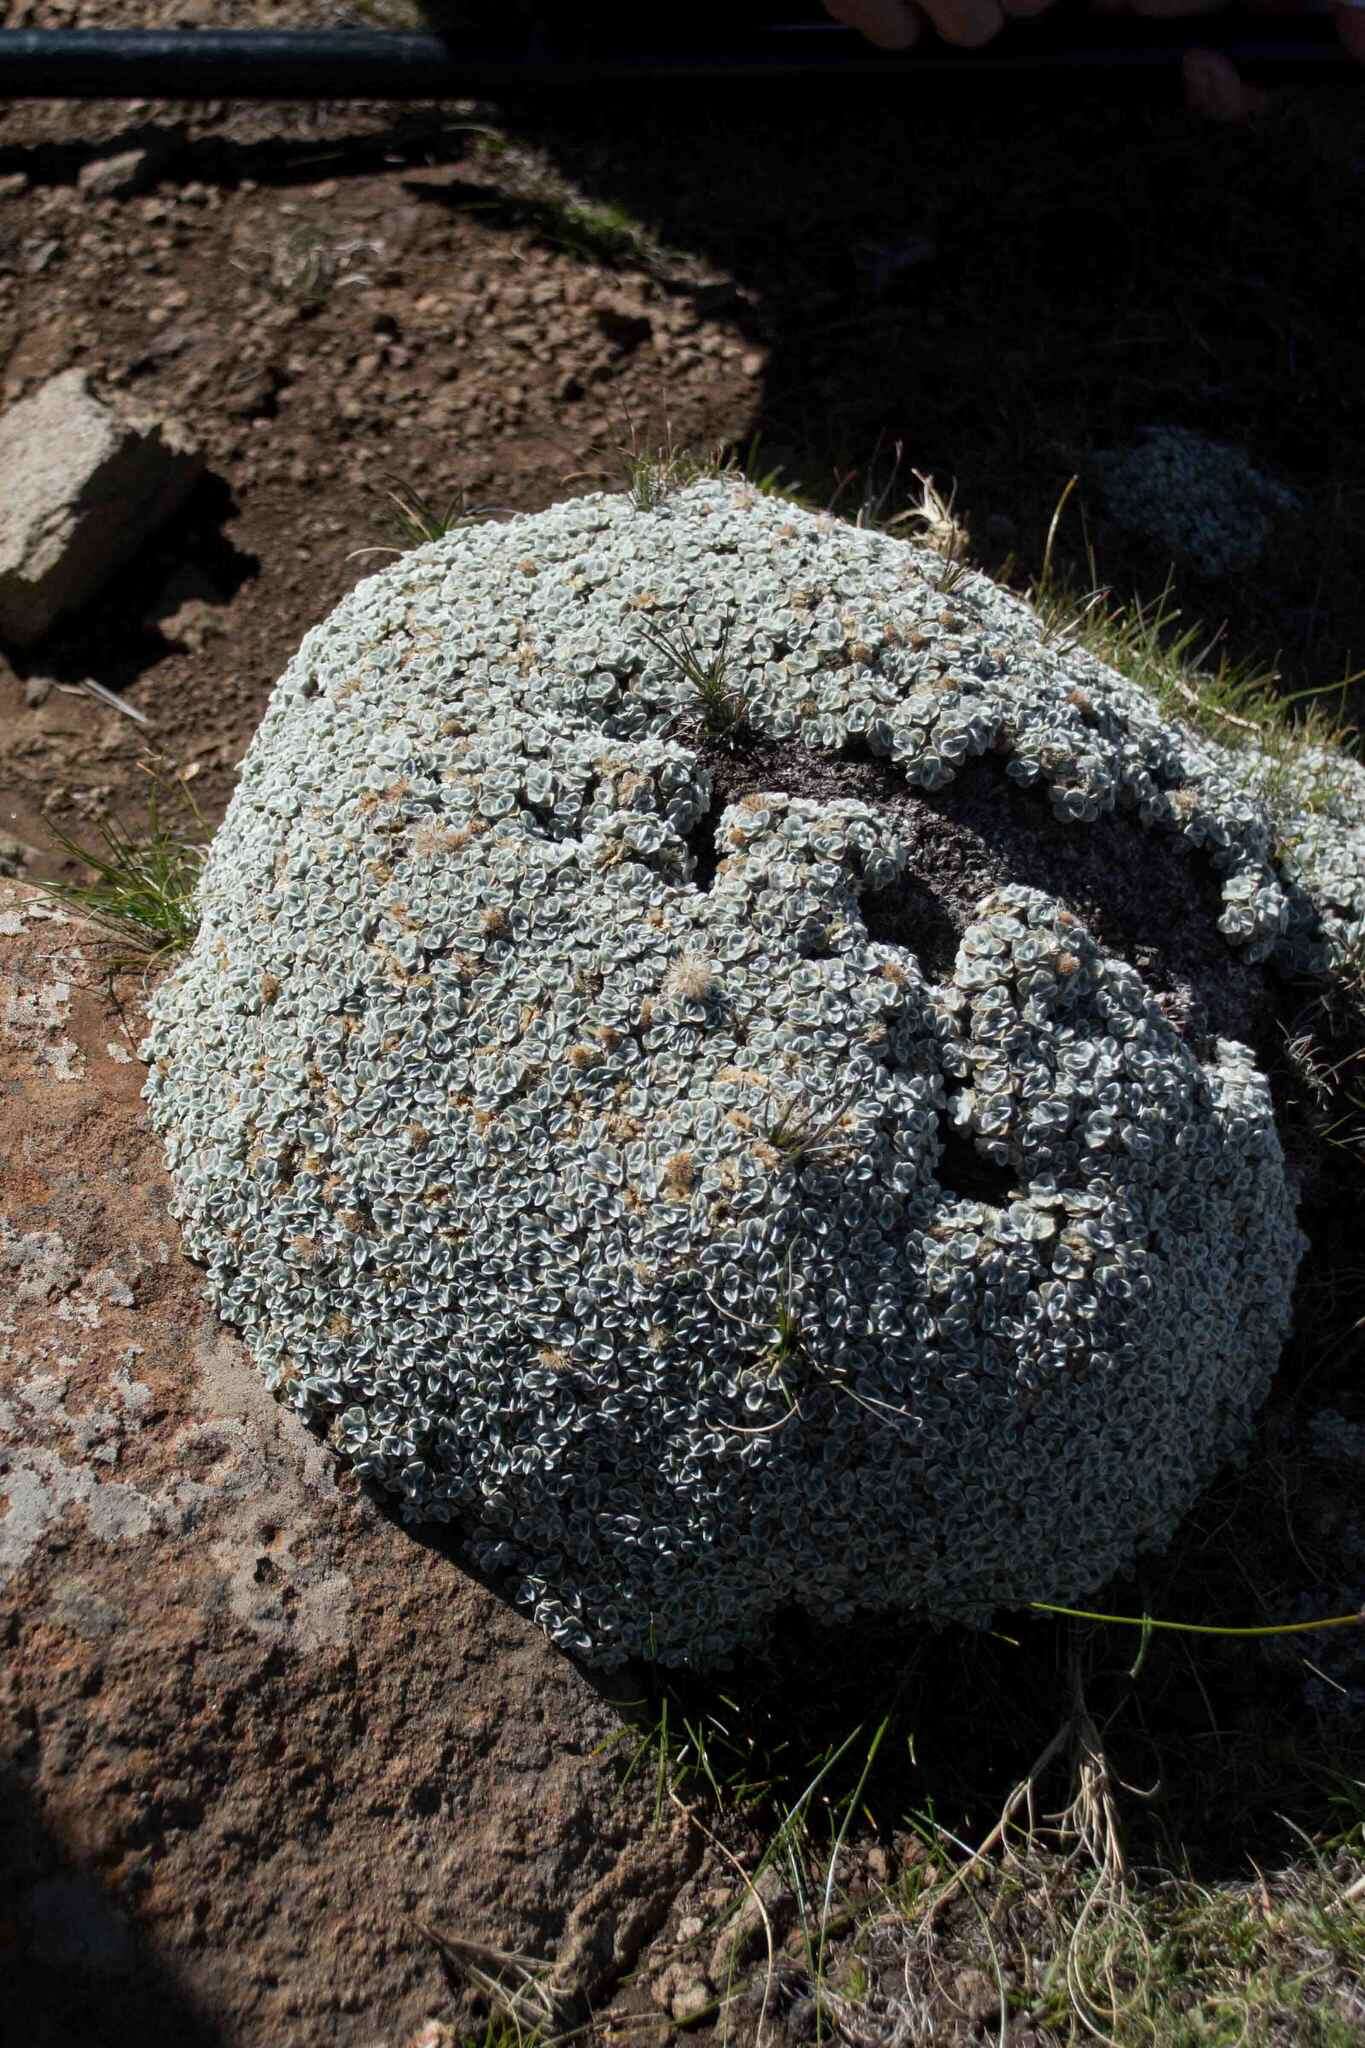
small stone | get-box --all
[652,1961,715,2025]
[23,676,51,708]
[951,1967,999,2023]
[403,2024,455,2048]
[77,150,154,201]
[671,1978,713,2026]
[0,173,28,200]
[0,368,202,648]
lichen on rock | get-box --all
[140,477,1361,1668]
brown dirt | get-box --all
[690,727,1271,1050]
[0,0,769,887]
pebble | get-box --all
[77,150,151,202]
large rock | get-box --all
[0,368,203,648]
[140,478,1364,1670]
[0,885,692,2047]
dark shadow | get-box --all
[932,1120,1016,1207]
[0,118,193,197]
[387,0,1363,714]
[7,14,1359,710]
[9,472,258,690]
[683,725,1273,1052]
[1,1763,227,2048]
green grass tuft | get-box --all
[1024,475,1364,774]
[543,194,658,267]
[35,773,208,971]
[350,469,515,565]
[633,610,749,747]
[618,417,720,513]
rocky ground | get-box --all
[0,0,783,891]
[2,5,1363,2045]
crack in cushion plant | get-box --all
[140,478,1363,1668]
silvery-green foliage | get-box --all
[1088,425,1302,580]
[1213,738,1365,974]
[141,479,1357,1668]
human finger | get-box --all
[1181,45,1272,117]
[1335,1,1365,64]
[913,0,1008,48]
[820,0,922,48]
[1091,0,1230,16]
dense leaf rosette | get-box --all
[142,480,1355,1667]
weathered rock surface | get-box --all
[76,149,159,202]
[0,369,203,648]
[0,884,696,2047]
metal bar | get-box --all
[0,21,1352,100]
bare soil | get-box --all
[0,0,772,886]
